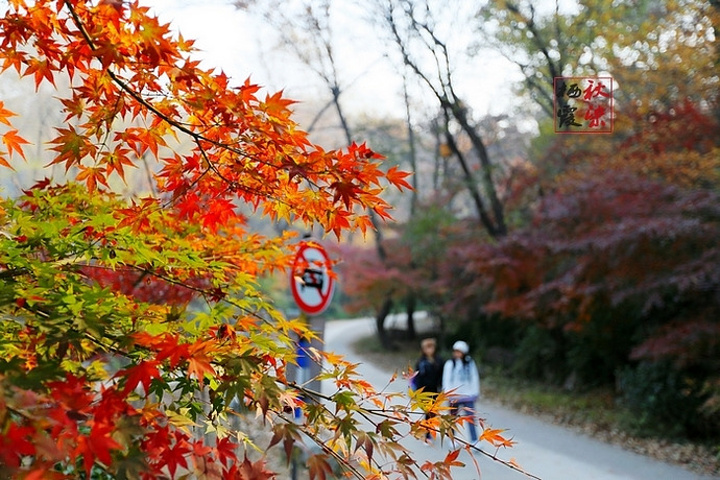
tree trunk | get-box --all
[447,101,507,236]
[375,297,394,350]
[405,293,417,339]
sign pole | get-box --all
[289,239,334,403]
[289,240,334,477]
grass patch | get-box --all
[481,370,624,431]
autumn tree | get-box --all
[457,162,720,434]
[481,0,720,177]
[0,1,523,479]
[444,0,720,433]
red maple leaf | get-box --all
[118,360,161,395]
[215,436,238,467]
[161,431,191,478]
[0,423,36,467]
[75,424,122,477]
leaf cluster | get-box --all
[0,1,524,479]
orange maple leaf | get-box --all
[2,129,30,161]
[186,341,216,380]
[442,448,465,468]
[76,165,109,192]
[479,427,515,448]
[23,58,56,90]
[386,165,413,191]
[0,101,16,126]
[101,145,135,182]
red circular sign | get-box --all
[290,242,335,315]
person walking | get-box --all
[411,338,444,441]
[442,340,480,443]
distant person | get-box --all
[442,340,480,443]
[411,338,444,441]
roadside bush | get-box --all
[618,361,712,438]
[512,325,565,383]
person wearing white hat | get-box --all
[442,340,481,443]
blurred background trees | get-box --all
[332,0,718,441]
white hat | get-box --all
[452,341,469,354]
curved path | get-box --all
[323,317,718,480]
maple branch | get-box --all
[194,140,241,192]
[276,414,369,480]
[82,332,129,358]
[60,0,320,189]
[288,376,539,479]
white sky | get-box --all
[143,0,531,124]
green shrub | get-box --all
[618,361,710,438]
[512,326,565,382]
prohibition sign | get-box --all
[290,242,335,315]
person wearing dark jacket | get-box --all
[411,338,444,441]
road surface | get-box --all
[322,317,719,480]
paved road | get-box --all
[322,317,719,480]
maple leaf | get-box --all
[347,214,373,238]
[101,145,136,182]
[187,352,216,381]
[202,197,237,231]
[479,427,514,447]
[0,101,17,126]
[76,165,110,192]
[235,454,277,480]
[46,374,94,414]
[385,166,413,191]
[48,125,97,172]
[0,423,36,468]
[161,431,191,478]
[191,439,212,457]
[330,181,359,209]
[262,90,296,116]
[75,424,122,477]
[23,58,55,89]
[118,360,161,395]
[0,152,13,170]
[2,129,30,161]
[443,449,465,468]
[153,335,190,369]
[215,436,238,467]
[307,453,334,480]
[371,204,392,221]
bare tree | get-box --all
[372,0,507,238]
